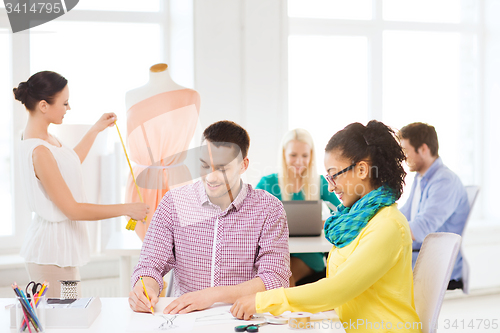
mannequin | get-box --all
[125,64,185,109]
[125,63,201,240]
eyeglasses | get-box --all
[325,163,356,186]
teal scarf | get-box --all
[324,185,396,248]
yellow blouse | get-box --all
[256,204,421,333]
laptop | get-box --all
[283,200,324,237]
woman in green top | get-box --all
[256,128,340,286]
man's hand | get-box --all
[128,277,159,313]
[163,288,219,314]
[230,294,257,320]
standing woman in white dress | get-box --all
[13,71,150,297]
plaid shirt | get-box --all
[131,180,291,296]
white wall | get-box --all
[193,0,287,185]
[483,1,500,222]
[471,0,500,291]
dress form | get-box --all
[125,63,201,241]
[125,63,185,109]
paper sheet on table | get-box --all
[126,299,243,332]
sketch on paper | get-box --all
[127,302,241,332]
[154,309,235,330]
[158,314,178,330]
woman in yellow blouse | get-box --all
[231,121,421,333]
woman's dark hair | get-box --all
[13,71,68,111]
[325,120,406,199]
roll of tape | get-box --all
[288,313,312,330]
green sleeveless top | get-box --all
[256,173,340,207]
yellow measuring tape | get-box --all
[114,121,145,231]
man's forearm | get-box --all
[214,277,266,304]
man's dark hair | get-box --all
[202,120,250,159]
[399,122,439,157]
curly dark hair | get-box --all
[325,120,406,199]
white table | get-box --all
[1,297,346,333]
[105,232,333,296]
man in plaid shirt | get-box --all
[129,120,291,314]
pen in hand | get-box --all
[139,276,155,314]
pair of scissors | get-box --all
[235,316,288,332]
[26,281,43,300]
[234,322,268,332]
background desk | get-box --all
[1,297,345,333]
[105,232,333,296]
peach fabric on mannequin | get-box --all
[126,88,200,240]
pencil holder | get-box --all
[15,295,46,333]
[59,280,80,299]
